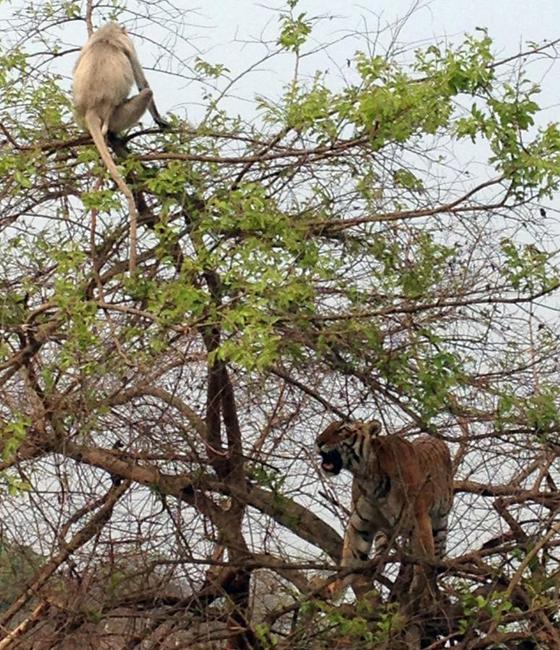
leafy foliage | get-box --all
[0,2,558,648]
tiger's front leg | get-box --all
[329,494,377,598]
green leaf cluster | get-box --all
[277,9,312,53]
[1,415,31,462]
[500,238,557,293]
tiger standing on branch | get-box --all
[315,419,454,605]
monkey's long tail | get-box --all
[85,111,138,273]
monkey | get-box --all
[73,22,169,272]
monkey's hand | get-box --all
[154,114,172,130]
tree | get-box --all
[0,1,559,648]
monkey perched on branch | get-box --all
[73,22,169,272]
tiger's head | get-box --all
[315,419,382,476]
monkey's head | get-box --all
[91,22,129,44]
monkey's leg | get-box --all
[109,89,153,133]
[127,50,170,128]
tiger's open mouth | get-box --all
[318,448,343,475]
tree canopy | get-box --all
[0,2,559,648]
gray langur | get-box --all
[73,22,169,272]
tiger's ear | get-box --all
[367,420,382,436]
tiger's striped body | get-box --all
[316,420,453,596]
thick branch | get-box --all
[0,480,130,632]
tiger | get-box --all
[316,419,454,598]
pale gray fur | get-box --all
[73,22,168,272]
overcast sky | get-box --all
[208,0,560,51]
[162,0,560,123]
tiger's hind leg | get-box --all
[409,510,437,606]
[431,510,449,562]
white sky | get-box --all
[211,0,560,49]
[169,0,560,121]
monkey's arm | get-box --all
[126,48,170,129]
